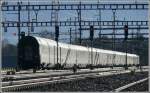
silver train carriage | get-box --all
[18,36,139,70]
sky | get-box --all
[1,0,148,45]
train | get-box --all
[18,35,139,72]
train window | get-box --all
[24,46,33,61]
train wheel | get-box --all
[33,69,36,73]
[124,66,128,70]
[73,68,77,73]
[130,69,135,75]
[89,66,93,70]
[110,66,113,69]
[73,64,77,73]
[89,65,94,70]
[54,63,62,70]
[15,67,20,72]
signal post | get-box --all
[90,26,94,69]
[124,25,128,70]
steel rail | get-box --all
[2,69,122,82]
[2,75,92,92]
[2,70,148,92]
[2,69,125,92]
[114,77,149,92]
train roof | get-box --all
[31,36,138,57]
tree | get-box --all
[39,29,55,40]
[2,40,17,68]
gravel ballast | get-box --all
[22,71,148,92]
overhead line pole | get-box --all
[124,24,128,70]
[112,9,116,68]
[16,2,21,72]
[98,0,102,48]
[54,0,60,70]
[90,26,94,69]
[69,28,72,44]
[27,1,30,36]
[78,1,82,45]
[17,2,21,41]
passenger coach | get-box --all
[18,36,139,71]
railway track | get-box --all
[2,74,92,92]
[2,68,123,82]
[2,68,148,92]
[2,69,127,92]
[34,71,147,92]
[114,77,149,92]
